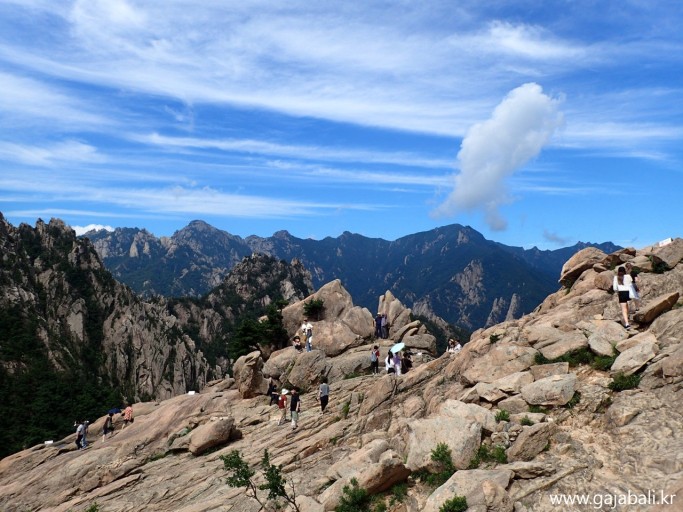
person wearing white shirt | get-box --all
[300,318,313,352]
[613,266,634,329]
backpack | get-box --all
[370,350,378,362]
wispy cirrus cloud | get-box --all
[0,71,108,128]
[0,140,105,166]
[135,133,455,169]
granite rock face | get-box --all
[1,237,683,512]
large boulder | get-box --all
[320,441,410,511]
[402,333,437,356]
[404,416,481,471]
[422,469,514,512]
[520,374,577,406]
[281,280,375,351]
[461,345,537,385]
[438,400,497,434]
[524,325,587,360]
[491,371,534,394]
[378,291,413,338]
[529,362,569,380]
[283,350,328,391]
[559,247,607,287]
[633,292,680,325]
[587,320,626,357]
[188,417,235,455]
[506,422,556,462]
[232,351,268,398]
[650,238,683,269]
[611,341,659,376]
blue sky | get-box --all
[1,1,681,250]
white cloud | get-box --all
[71,223,115,236]
[136,133,454,169]
[433,83,563,230]
[0,72,108,128]
[0,140,105,166]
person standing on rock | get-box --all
[290,388,301,429]
[75,420,84,450]
[370,345,380,374]
[277,389,289,425]
[385,350,395,374]
[122,404,134,428]
[381,314,388,339]
[317,377,330,413]
[267,377,280,406]
[624,262,641,312]
[374,313,382,338]
[102,413,114,442]
[613,266,634,329]
[81,420,89,449]
[300,318,313,352]
[393,351,402,376]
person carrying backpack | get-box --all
[75,420,84,450]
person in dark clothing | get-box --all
[267,377,279,405]
[290,388,301,429]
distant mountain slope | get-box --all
[0,215,314,458]
[0,214,213,458]
[85,221,621,330]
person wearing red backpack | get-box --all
[277,389,288,425]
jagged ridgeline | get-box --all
[0,214,314,458]
[85,220,621,330]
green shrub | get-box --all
[495,409,510,422]
[335,478,371,512]
[592,354,617,371]
[84,504,100,512]
[389,482,408,505]
[528,405,549,414]
[489,334,501,343]
[414,443,456,487]
[469,444,507,468]
[439,495,468,512]
[341,400,351,419]
[534,352,552,365]
[564,391,581,409]
[520,416,534,426]
[609,372,641,391]
[534,347,596,368]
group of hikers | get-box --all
[272,314,427,429]
[74,404,134,450]
[267,376,330,430]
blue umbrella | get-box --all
[390,342,405,353]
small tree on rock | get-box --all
[221,449,301,512]
[303,298,325,321]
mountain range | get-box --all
[84,220,620,330]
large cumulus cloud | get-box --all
[434,82,563,230]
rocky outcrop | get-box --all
[233,351,269,398]
[2,235,683,512]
